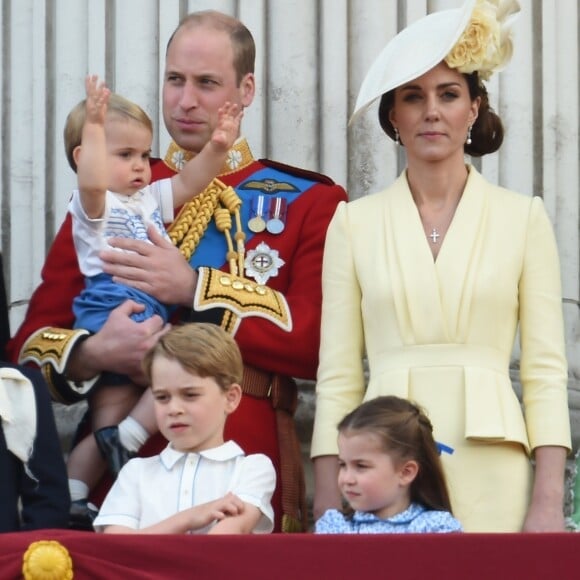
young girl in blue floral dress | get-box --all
[315,396,462,533]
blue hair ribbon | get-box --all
[436,441,454,455]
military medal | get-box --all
[244,242,285,285]
[248,216,266,233]
[248,195,267,232]
[266,197,287,234]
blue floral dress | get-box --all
[315,503,462,534]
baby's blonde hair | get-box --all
[63,92,153,172]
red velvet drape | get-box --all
[1,530,577,580]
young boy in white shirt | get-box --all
[93,323,275,534]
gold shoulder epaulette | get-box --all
[194,267,292,334]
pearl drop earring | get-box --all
[466,125,473,145]
[394,128,400,146]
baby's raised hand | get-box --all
[211,102,243,152]
[85,75,110,124]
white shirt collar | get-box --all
[159,440,245,469]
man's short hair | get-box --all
[167,10,255,85]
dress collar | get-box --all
[352,502,426,524]
[163,137,255,175]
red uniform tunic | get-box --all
[8,139,348,531]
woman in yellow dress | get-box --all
[311,0,571,532]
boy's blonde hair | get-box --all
[63,92,153,172]
[142,323,243,390]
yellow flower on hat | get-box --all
[445,0,520,81]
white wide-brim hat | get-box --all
[351,0,477,124]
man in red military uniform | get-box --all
[8,10,347,533]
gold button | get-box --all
[43,332,68,341]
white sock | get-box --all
[118,416,149,452]
[69,479,89,502]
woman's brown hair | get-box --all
[378,71,503,157]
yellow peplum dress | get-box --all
[311,166,571,532]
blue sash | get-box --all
[188,166,317,270]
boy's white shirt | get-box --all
[69,178,174,278]
[93,440,276,533]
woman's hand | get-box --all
[312,455,343,521]
[522,498,565,532]
[522,445,567,532]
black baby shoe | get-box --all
[94,425,136,478]
[69,499,98,531]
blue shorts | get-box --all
[73,273,172,333]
